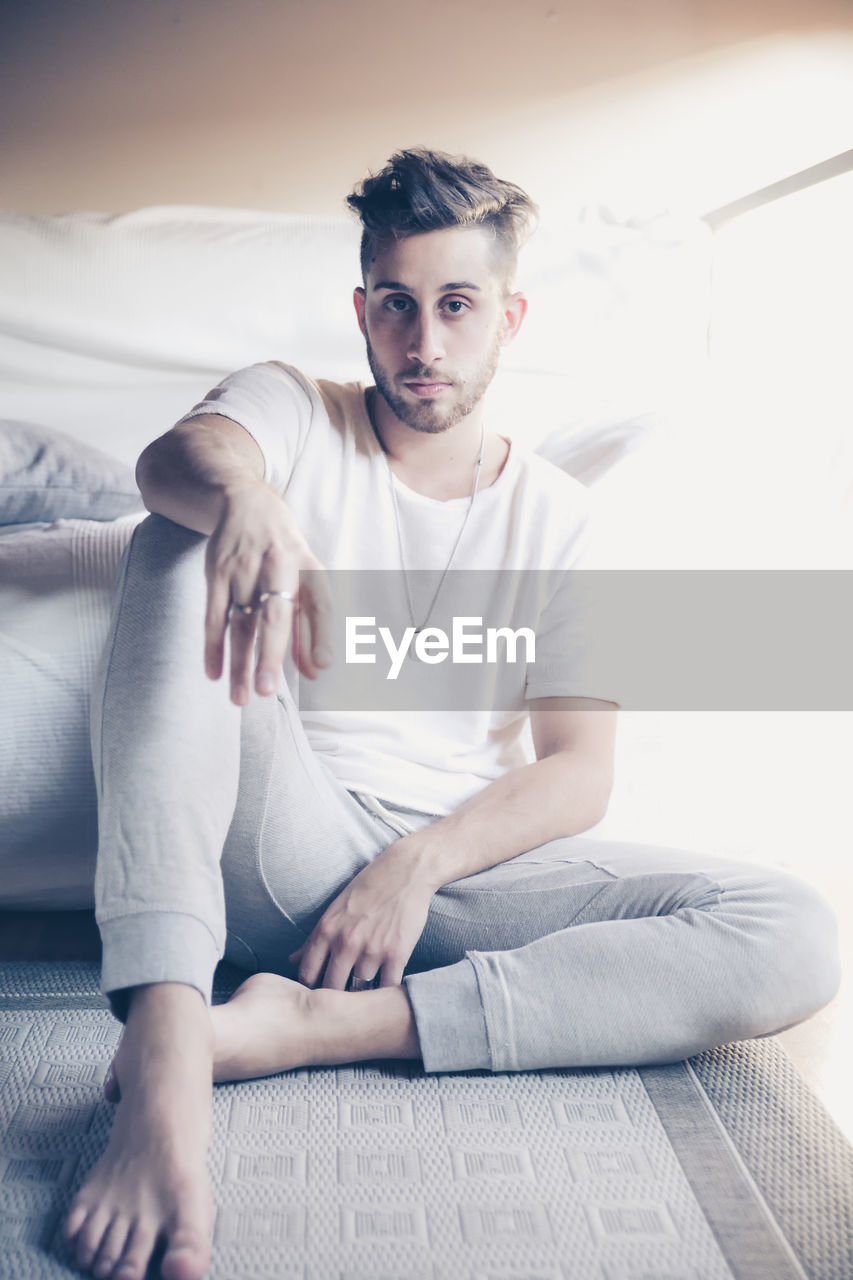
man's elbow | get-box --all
[550,751,614,835]
[135,434,175,512]
[135,445,156,510]
[578,766,614,832]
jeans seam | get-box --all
[426,884,612,932]
[569,880,629,928]
[512,854,618,882]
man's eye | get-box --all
[385,296,411,313]
[443,298,469,315]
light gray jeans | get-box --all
[91,516,841,1072]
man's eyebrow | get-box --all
[372,280,483,293]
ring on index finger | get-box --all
[230,600,257,617]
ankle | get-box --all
[127,981,209,1019]
[308,986,421,1065]
[120,983,214,1075]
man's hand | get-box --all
[204,483,334,704]
[289,843,437,990]
[136,414,334,704]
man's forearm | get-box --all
[390,750,613,890]
[136,415,267,535]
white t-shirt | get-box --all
[179,361,610,814]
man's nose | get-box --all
[407,311,444,365]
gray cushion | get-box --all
[0,420,143,524]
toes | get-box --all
[63,1197,90,1243]
[65,1204,209,1280]
[112,1220,158,1280]
[91,1215,132,1278]
[160,1224,212,1280]
[72,1204,112,1271]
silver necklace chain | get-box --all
[371,392,486,633]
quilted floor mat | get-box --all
[0,962,851,1280]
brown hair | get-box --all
[346,147,538,288]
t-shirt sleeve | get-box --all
[524,500,621,706]
[174,361,321,494]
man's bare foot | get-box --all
[64,984,214,1280]
[211,971,421,1082]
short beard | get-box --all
[364,328,502,434]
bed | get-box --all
[1,200,848,893]
[1,200,851,1280]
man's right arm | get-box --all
[136,413,266,536]
[136,414,332,704]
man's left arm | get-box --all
[293,697,617,990]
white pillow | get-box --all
[535,408,658,486]
[0,420,143,524]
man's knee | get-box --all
[117,513,208,621]
[750,868,841,1030]
[127,512,207,571]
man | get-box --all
[63,149,839,1280]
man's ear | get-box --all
[500,292,528,347]
[353,286,367,337]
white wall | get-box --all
[2,0,852,218]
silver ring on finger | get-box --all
[258,589,295,606]
[348,975,377,992]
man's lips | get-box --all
[403,379,452,398]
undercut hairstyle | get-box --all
[346,147,538,290]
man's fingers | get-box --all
[298,925,376,992]
[321,947,362,992]
[254,592,295,695]
[379,960,405,989]
[296,934,329,990]
[348,968,382,991]
[205,533,264,697]
[204,574,233,680]
[252,544,297,692]
[204,510,329,696]
[297,573,336,675]
[294,604,314,679]
[228,606,259,705]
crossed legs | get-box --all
[209,837,842,1085]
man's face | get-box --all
[354,226,525,434]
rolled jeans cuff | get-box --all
[404,955,492,1073]
[99,910,221,1020]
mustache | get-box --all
[400,367,454,383]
